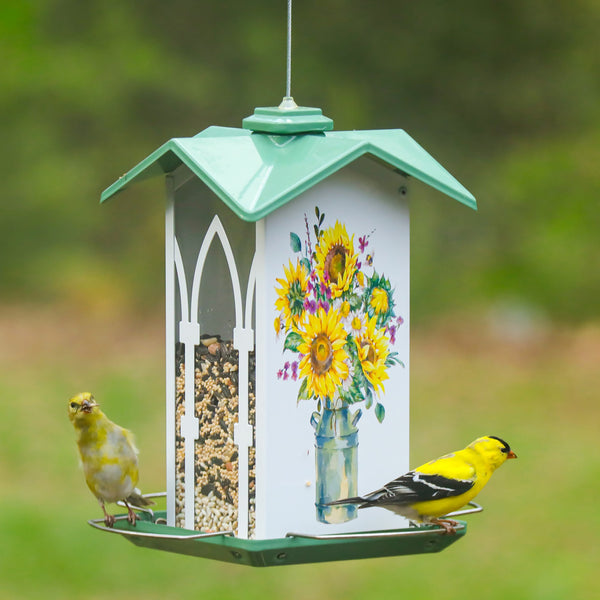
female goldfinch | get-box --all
[68,392,152,527]
[327,435,517,533]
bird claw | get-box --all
[125,502,137,526]
[431,518,459,535]
[104,514,116,528]
[100,502,116,528]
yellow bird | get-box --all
[326,435,517,533]
[68,392,153,527]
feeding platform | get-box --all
[88,495,482,567]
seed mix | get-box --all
[175,336,256,537]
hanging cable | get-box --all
[286,0,292,98]
[279,0,297,109]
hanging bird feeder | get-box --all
[90,2,480,566]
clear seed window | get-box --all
[170,170,256,538]
[174,341,256,535]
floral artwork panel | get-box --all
[258,161,411,538]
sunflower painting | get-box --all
[275,207,403,416]
[274,259,309,333]
[274,206,404,523]
[297,307,350,400]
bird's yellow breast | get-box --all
[411,447,494,519]
[75,413,139,503]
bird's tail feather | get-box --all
[126,489,155,508]
[324,496,366,506]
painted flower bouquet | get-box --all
[275,207,403,421]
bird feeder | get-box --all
[92,100,479,566]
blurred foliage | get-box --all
[1,0,599,321]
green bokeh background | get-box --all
[1,1,598,598]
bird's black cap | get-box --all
[487,435,512,454]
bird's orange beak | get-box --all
[507,450,517,459]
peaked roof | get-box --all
[101,125,476,221]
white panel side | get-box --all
[262,158,411,538]
[165,176,177,527]
[253,218,268,540]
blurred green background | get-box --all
[1,1,598,598]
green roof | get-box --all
[101,114,476,221]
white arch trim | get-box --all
[190,215,243,327]
[174,238,189,324]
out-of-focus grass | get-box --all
[1,306,598,599]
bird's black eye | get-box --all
[70,402,78,409]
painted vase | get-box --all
[311,400,362,524]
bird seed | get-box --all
[175,338,256,537]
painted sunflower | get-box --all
[314,221,359,299]
[297,307,349,399]
[355,315,390,394]
[364,273,395,327]
[275,259,309,331]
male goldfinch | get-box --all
[68,392,153,527]
[326,435,517,533]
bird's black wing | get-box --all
[360,471,475,507]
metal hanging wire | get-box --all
[286,0,292,98]
[280,0,298,109]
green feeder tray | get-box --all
[88,498,482,567]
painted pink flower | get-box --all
[387,324,396,344]
[304,298,317,313]
[318,299,330,312]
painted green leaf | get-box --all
[349,386,363,404]
[339,389,352,404]
[385,351,404,368]
[290,232,302,253]
[345,334,357,355]
[297,377,310,403]
[348,294,363,311]
[300,257,311,273]
[284,331,303,352]
[374,402,386,423]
